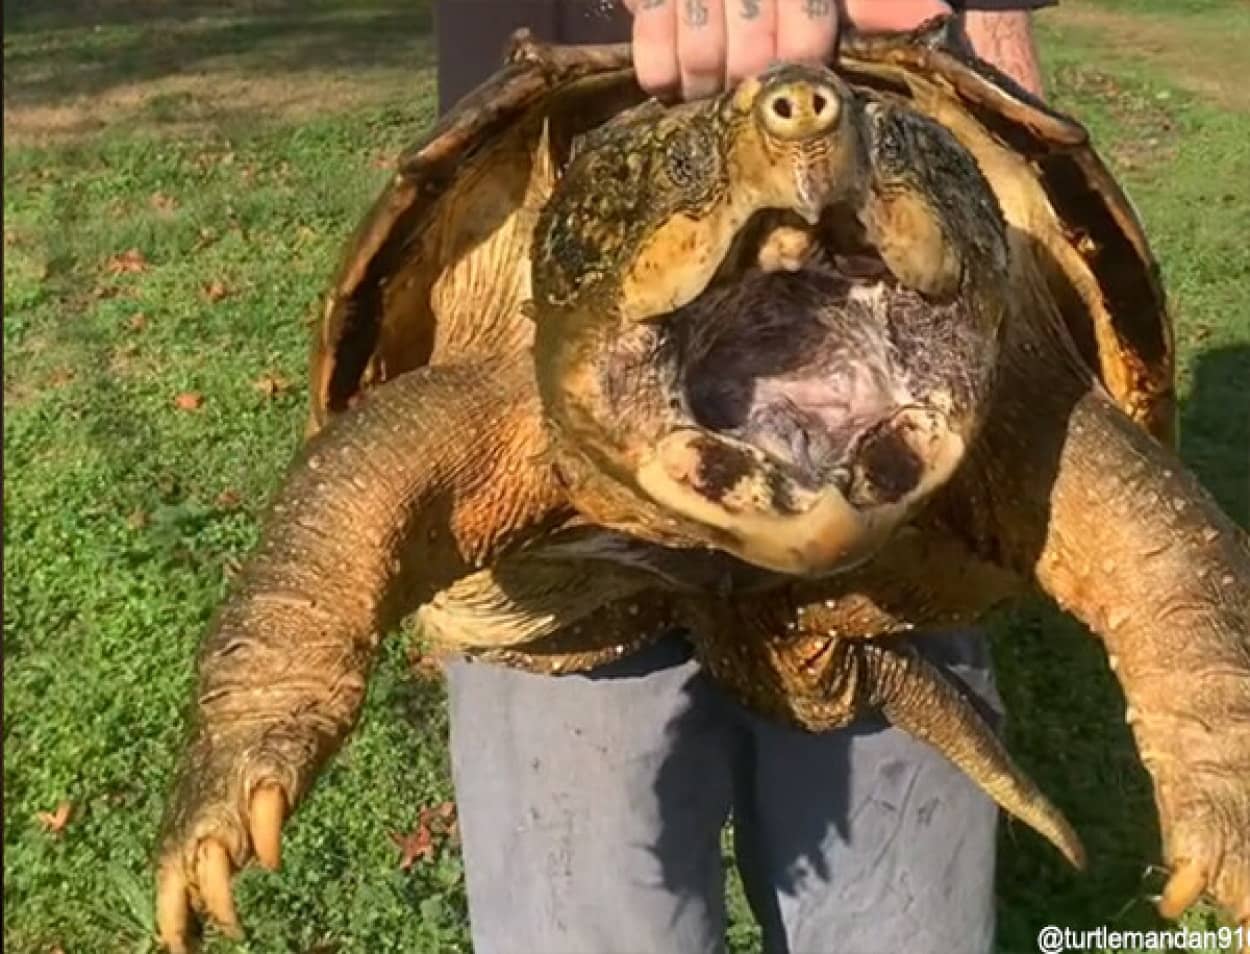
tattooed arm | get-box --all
[962,9,1045,98]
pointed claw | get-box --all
[196,839,243,940]
[156,859,192,953]
[1158,858,1207,919]
[249,782,286,871]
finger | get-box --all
[249,782,286,871]
[776,0,837,66]
[632,0,681,97]
[676,0,727,100]
[156,859,193,953]
[196,839,243,940]
[724,0,777,84]
[1158,858,1208,918]
[843,0,951,33]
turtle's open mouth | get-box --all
[600,238,995,576]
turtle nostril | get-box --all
[812,93,828,115]
[772,96,793,120]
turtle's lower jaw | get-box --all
[634,405,964,576]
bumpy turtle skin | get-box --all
[681,556,1084,868]
[939,271,1250,932]
[157,359,566,889]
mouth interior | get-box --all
[679,263,909,491]
[651,205,952,507]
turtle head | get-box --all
[531,70,1005,578]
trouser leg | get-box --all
[435,0,630,112]
[446,636,736,954]
[732,629,1002,954]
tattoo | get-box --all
[962,11,1045,98]
[802,0,831,18]
[683,0,708,26]
[740,0,760,20]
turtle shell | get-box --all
[310,19,1175,446]
[307,32,642,434]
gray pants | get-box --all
[447,630,1001,954]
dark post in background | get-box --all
[435,0,632,114]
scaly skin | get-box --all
[948,293,1250,936]
[155,359,566,950]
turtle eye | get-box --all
[663,126,719,193]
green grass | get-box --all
[4,2,1249,952]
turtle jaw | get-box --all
[633,405,966,577]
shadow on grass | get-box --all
[1181,345,1250,525]
[3,0,433,112]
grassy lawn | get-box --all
[3,1,1248,952]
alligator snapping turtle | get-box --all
[155,21,1250,951]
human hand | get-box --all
[624,0,953,100]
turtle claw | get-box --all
[156,858,193,953]
[196,839,243,940]
[156,764,292,950]
[1158,857,1207,919]
[1151,770,1250,941]
[249,783,286,872]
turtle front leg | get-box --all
[156,361,562,951]
[974,367,1250,937]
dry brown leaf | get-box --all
[126,311,149,331]
[150,191,178,214]
[202,280,229,303]
[45,367,76,389]
[215,488,242,510]
[105,248,149,275]
[36,801,72,836]
[173,392,204,411]
[390,801,459,869]
[254,372,291,399]
[390,825,434,870]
